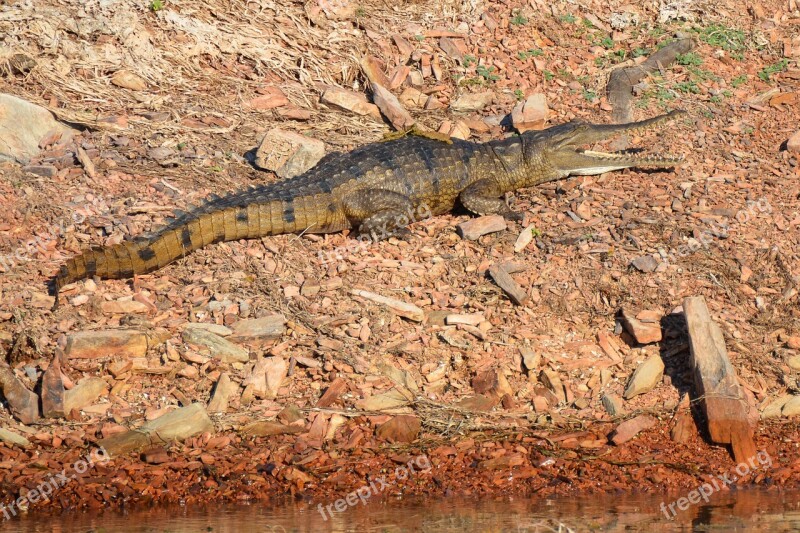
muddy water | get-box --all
[5,490,800,532]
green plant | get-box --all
[530,227,542,238]
[559,13,577,23]
[511,11,528,25]
[354,6,366,17]
[758,59,788,82]
[697,24,747,52]
[414,34,425,41]
[517,49,543,60]
[613,49,626,61]
[731,74,747,88]
[462,55,477,68]
[675,80,701,94]
[543,70,555,81]
[600,36,614,49]
[583,88,597,101]
[677,52,703,66]
[709,95,722,103]
[476,64,499,82]
[632,47,650,58]
[514,89,525,100]
[150,0,164,11]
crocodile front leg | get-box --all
[342,189,415,241]
[459,178,524,221]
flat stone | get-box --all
[601,393,624,416]
[183,322,233,337]
[472,369,513,398]
[631,255,659,273]
[22,164,58,177]
[520,347,540,372]
[0,365,39,424]
[0,428,31,448]
[782,396,800,417]
[320,87,381,118]
[100,299,149,314]
[371,82,415,130]
[182,328,249,363]
[399,87,428,108]
[263,357,289,400]
[230,314,286,339]
[760,394,793,419]
[377,415,421,443]
[361,56,391,87]
[457,215,507,240]
[787,130,800,155]
[355,388,413,410]
[241,420,304,437]
[609,414,656,445]
[511,94,548,132]
[65,330,148,359]
[254,129,325,179]
[111,70,147,91]
[207,373,240,413]
[450,91,493,112]
[623,354,664,399]
[532,395,549,412]
[0,93,73,163]
[63,377,108,414]
[539,369,566,404]
[620,309,663,344]
[439,37,466,61]
[249,87,290,110]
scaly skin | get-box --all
[52,110,685,305]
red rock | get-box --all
[511,94,548,132]
[111,70,147,91]
[609,415,656,445]
[620,309,663,344]
[370,82,415,130]
[65,330,148,359]
[457,215,506,240]
[788,130,800,155]
[376,415,421,443]
[0,365,39,424]
[316,377,347,407]
[254,129,325,179]
[439,37,466,61]
[451,91,493,112]
[361,56,390,87]
[320,87,381,118]
[249,89,290,110]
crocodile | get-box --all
[52,110,685,305]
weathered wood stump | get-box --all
[683,296,757,463]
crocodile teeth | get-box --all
[580,150,684,164]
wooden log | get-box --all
[98,403,213,457]
[683,296,757,463]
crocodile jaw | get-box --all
[565,149,685,176]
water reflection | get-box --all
[4,490,800,532]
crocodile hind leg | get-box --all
[459,178,524,221]
[342,189,415,242]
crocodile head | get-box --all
[522,109,686,182]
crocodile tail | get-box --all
[51,196,316,307]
